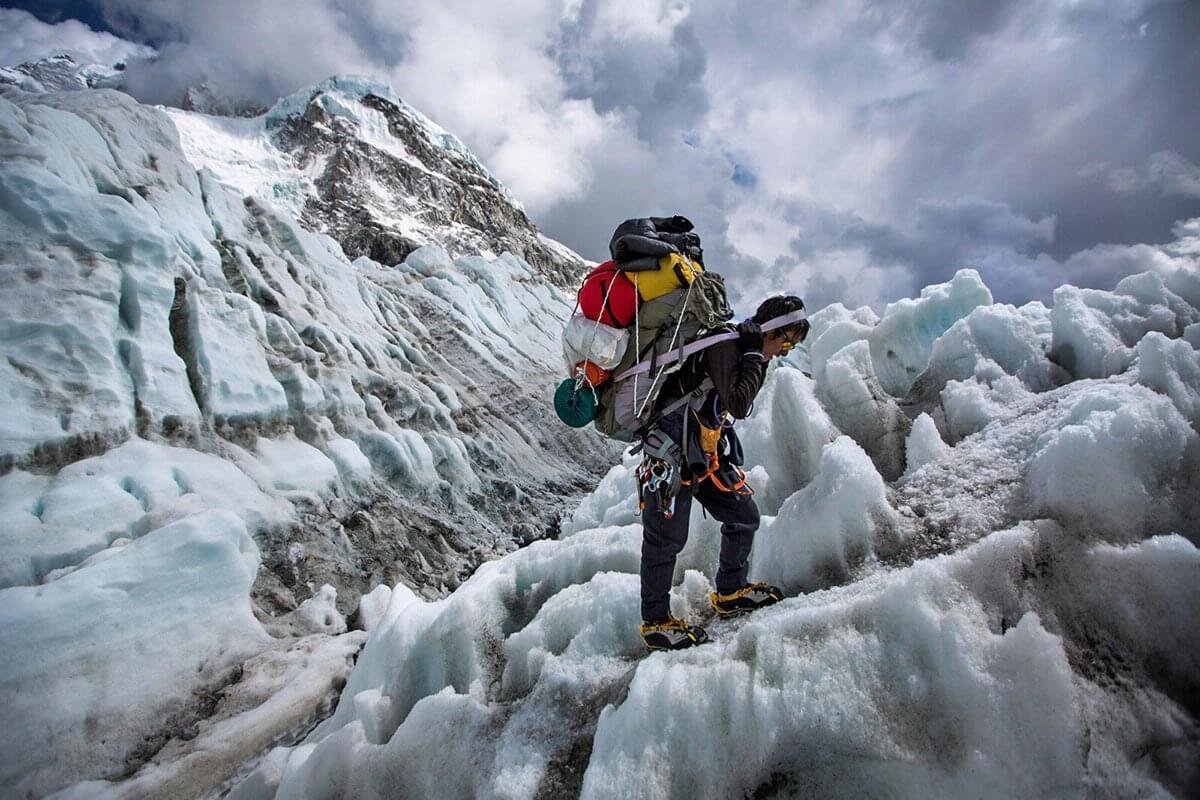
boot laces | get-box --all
[644,615,690,633]
[715,582,776,602]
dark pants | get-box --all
[640,479,760,622]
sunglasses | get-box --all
[778,321,810,353]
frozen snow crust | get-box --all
[234,261,1200,798]
[0,80,610,797]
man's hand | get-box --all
[737,320,763,352]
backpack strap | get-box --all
[629,378,714,454]
[613,308,807,383]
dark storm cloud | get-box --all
[889,0,1021,61]
[880,0,1200,261]
[553,2,709,145]
[14,0,1199,312]
[692,0,1200,308]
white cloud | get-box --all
[0,8,154,68]
[1083,151,1200,199]
[10,1,1195,312]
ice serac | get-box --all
[228,250,1200,799]
[0,510,266,798]
[0,77,611,798]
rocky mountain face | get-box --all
[267,78,581,286]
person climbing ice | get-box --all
[637,294,810,651]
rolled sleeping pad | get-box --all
[554,378,598,427]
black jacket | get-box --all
[653,338,765,478]
[608,216,697,264]
[659,338,767,422]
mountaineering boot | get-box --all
[640,616,709,651]
[710,582,784,618]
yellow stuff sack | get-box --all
[630,253,703,302]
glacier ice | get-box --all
[1134,331,1200,430]
[903,411,950,477]
[1025,384,1196,539]
[215,244,1200,799]
[3,69,1200,799]
[817,339,910,479]
[0,510,267,797]
[0,76,614,798]
[749,435,900,594]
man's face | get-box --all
[762,326,806,359]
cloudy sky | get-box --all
[4,0,1199,312]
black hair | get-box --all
[753,294,809,341]
[752,295,805,324]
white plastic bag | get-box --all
[562,314,630,371]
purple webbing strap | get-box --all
[613,308,807,383]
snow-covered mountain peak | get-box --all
[169,75,582,286]
[0,53,127,94]
[264,75,494,188]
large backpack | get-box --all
[592,269,733,442]
[556,217,732,441]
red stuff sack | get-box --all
[578,261,638,327]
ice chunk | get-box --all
[191,287,289,420]
[750,436,900,594]
[805,270,991,397]
[806,314,872,387]
[1025,384,1196,539]
[323,435,374,483]
[736,368,838,513]
[938,373,1032,442]
[561,454,640,537]
[1185,322,1200,349]
[0,510,268,798]
[1134,331,1200,429]
[904,412,950,476]
[401,244,453,277]
[1115,270,1200,334]
[266,584,347,637]
[0,438,292,588]
[818,340,910,479]
[870,268,993,395]
[916,303,1066,394]
[1049,276,1192,379]
[355,584,393,632]
[502,571,642,697]
[253,434,340,494]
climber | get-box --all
[638,295,810,651]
